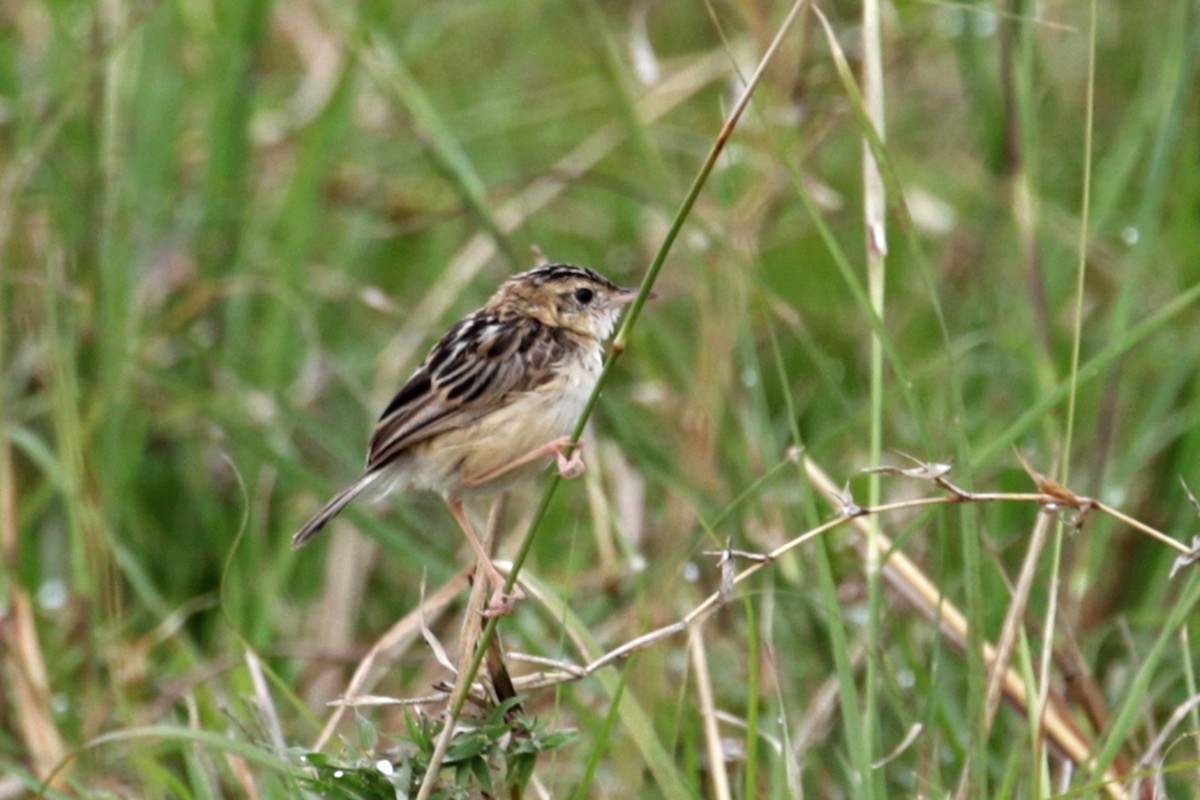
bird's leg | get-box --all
[448,498,524,617]
[462,435,586,489]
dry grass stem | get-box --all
[313,569,469,751]
[244,650,285,752]
[688,625,732,800]
[872,723,924,770]
[306,447,1170,800]
[415,493,511,800]
[0,440,67,785]
[984,510,1052,733]
[354,450,1191,788]
[713,710,784,756]
[805,457,1127,799]
[418,583,458,677]
[303,529,378,705]
[1130,691,1200,798]
[794,649,864,758]
[223,751,260,800]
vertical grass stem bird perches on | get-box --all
[291,264,639,616]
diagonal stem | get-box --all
[412,3,811,798]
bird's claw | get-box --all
[481,583,526,618]
[552,437,585,480]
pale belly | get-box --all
[403,354,599,498]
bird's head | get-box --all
[491,264,640,340]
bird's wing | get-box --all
[365,313,565,470]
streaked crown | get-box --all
[488,263,638,340]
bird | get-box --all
[291,264,640,615]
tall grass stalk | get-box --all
[861,0,887,794]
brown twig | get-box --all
[346,454,1193,760]
[312,569,469,751]
[0,438,67,786]
[688,625,732,800]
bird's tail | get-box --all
[291,472,380,549]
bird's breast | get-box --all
[448,348,601,494]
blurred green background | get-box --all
[3,0,1200,796]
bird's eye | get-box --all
[573,287,595,305]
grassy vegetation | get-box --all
[3,0,1200,797]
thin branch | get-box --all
[312,570,469,751]
[359,455,1188,799]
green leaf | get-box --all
[357,710,379,752]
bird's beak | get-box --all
[613,287,652,306]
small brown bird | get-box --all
[292,264,639,615]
